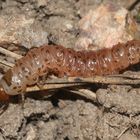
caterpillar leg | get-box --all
[21,93,25,110]
[37,83,44,90]
[0,102,9,115]
[16,93,26,110]
[37,75,47,90]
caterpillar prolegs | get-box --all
[0,40,140,100]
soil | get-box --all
[0,0,140,140]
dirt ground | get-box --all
[0,0,140,140]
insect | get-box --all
[0,39,140,101]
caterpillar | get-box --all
[0,39,140,101]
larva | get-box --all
[0,39,140,100]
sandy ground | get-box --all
[0,0,140,140]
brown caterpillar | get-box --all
[0,39,140,101]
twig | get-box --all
[108,72,140,79]
[45,76,140,85]
[0,47,22,59]
[0,46,22,68]
[26,83,97,101]
[0,59,14,67]
[65,89,96,101]
[0,63,11,71]
[26,83,83,93]
[25,74,140,94]
[117,127,130,139]
[25,74,140,99]
[78,89,96,100]
[67,76,140,85]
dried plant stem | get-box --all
[26,83,83,92]
[66,89,97,101]
[0,47,22,59]
[109,72,140,79]
[70,76,140,85]
[0,47,22,68]
[0,59,14,67]
[45,76,140,85]
[25,74,140,99]
[0,63,11,71]
[117,127,129,139]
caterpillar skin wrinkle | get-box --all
[0,40,140,100]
